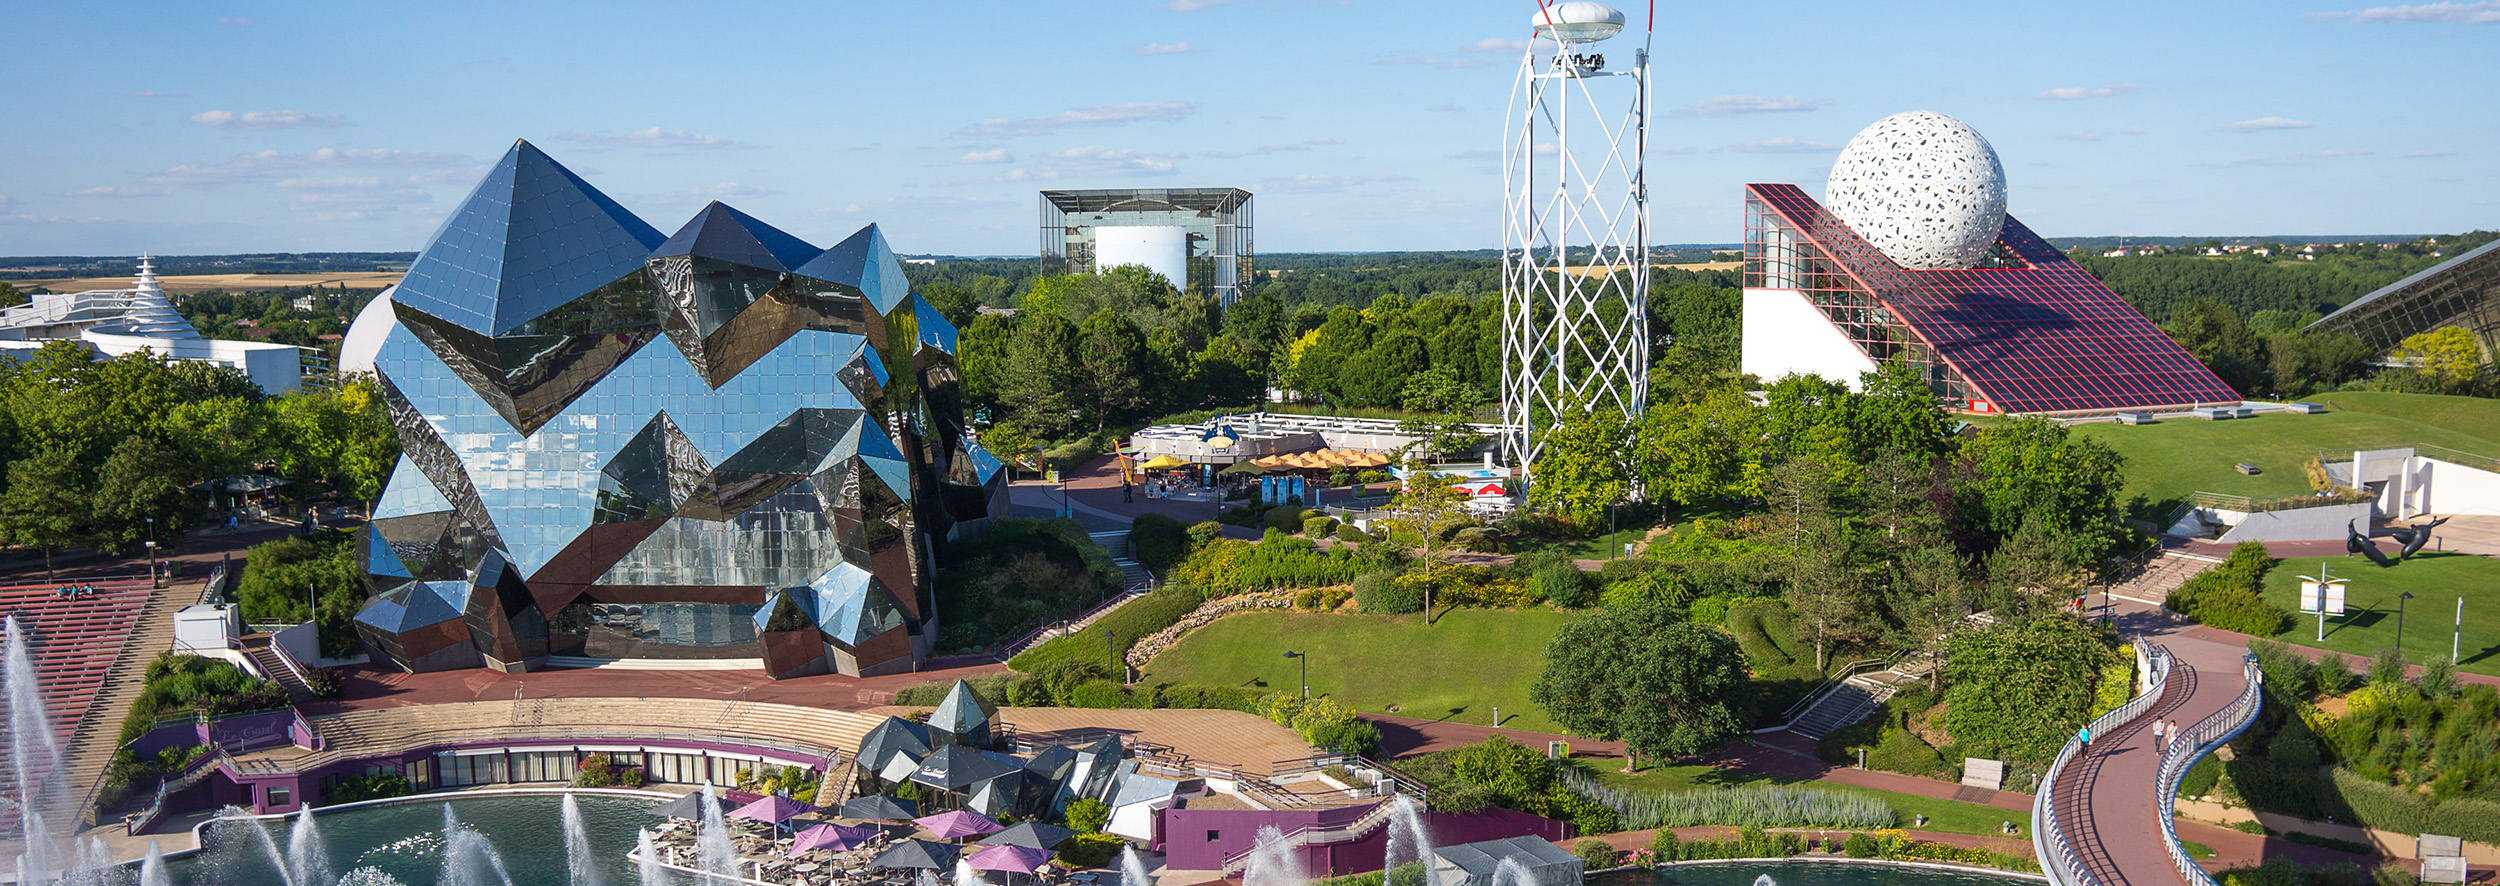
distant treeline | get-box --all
[0,252,415,279]
[2077,231,2498,323]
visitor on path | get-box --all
[2078,725,2092,750]
[2155,719,2169,752]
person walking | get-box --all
[2077,725,2092,751]
[2154,718,2169,752]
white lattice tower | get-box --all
[1500,2,1651,479]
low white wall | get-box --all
[2416,457,2500,517]
[2217,502,2375,544]
[1741,288,1879,388]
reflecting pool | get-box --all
[164,790,653,885]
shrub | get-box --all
[2166,542,2289,636]
[1067,680,1131,709]
[1148,683,1265,712]
[1724,598,1805,671]
[237,530,366,659]
[1294,585,1352,611]
[1266,506,1317,534]
[1597,558,1655,585]
[1064,797,1111,833]
[303,667,344,699]
[1687,595,1728,625]
[326,773,410,805]
[1130,513,1191,575]
[1449,527,1501,553]
[1304,515,1339,537]
[1842,833,1877,858]
[1259,694,1382,756]
[1055,833,1126,868]
[620,767,647,788]
[1188,521,1225,547]
[2177,755,2223,798]
[1534,560,1595,608]
[1647,829,1678,861]
[1170,536,1365,597]
[1574,840,1620,870]
[1336,523,1374,544]
[1352,569,1421,614]
[1563,774,1897,831]
[573,753,619,787]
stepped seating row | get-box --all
[0,583,155,741]
[259,698,890,775]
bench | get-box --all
[2419,834,2466,885]
[1962,757,2005,791]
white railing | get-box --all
[2155,653,2264,886]
[1218,798,1401,875]
[2034,639,2172,886]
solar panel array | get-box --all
[1750,184,2241,414]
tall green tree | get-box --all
[1527,407,1631,533]
[1942,615,2120,762]
[1075,310,1149,431]
[1533,601,1749,769]
[1954,417,2127,561]
[92,436,200,555]
[0,448,90,579]
[999,315,1081,438]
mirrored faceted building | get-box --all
[352,140,1005,678]
[2307,238,2500,369]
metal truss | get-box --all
[1500,28,1651,478]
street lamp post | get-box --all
[1104,630,1121,683]
[144,541,158,589]
[2456,597,2466,665]
[2399,591,2416,649]
[1283,650,1306,699]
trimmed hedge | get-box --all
[1170,533,1365,597]
[1130,512,1190,575]
[1008,583,1206,673]
[2167,542,2290,636]
[1352,569,1419,614]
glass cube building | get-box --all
[2306,238,2500,365]
[351,140,1006,678]
[1741,183,2240,415]
[1039,188,1253,303]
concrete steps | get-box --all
[541,656,767,671]
[2107,553,2218,606]
[64,578,186,828]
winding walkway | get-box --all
[2046,631,2260,886]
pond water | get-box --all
[164,791,652,886]
[1595,861,2038,886]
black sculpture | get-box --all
[2388,516,2451,560]
[2348,520,2396,567]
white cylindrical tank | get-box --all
[1093,226,1189,292]
[1531,2,1626,43]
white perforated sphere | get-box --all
[1824,111,2008,270]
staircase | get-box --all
[1089,530,1154,587]
[65,579,186,828]
[1219,798,1401,875]
[815,758,859,809]
[241,636,313,701]
[1113,558,1153,587]
[2105,552,2219,606]
[1785,662,1935,741]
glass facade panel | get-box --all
[1040,189,1254,304]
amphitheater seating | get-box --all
[0,580,155,743]
[242,697,890,775]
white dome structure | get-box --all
[1531,2,1626,43]
[1824,111,2008,271]
[337,285,399,378]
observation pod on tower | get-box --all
[1500,1,1652,483]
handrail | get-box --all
[2034,638,2172,886]
[1773,656,1893,728]
[2155,653,2264,886]
[265,633,315,690]
[993,585,1154,662]
[1219,798,1403,874]
[242,713,855,777]
[123,748,232,835]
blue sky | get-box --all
[2,0,2493,257]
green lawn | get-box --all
[2260,553,2500,676]
[2307,392,2500,448]
[1571,760,2022,838]
[1139,608,1583,733]
[2074,410,2500,520]
[1510,500,1755,560]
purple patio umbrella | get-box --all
[791,823,881,855]
[732,794,814,837]
[966,844,1051,874]
[914,809,1004,840]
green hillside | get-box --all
[2075,405,2500,521]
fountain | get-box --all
[335,870,408,886]
[6,614,66,879]
[916,869,940,886]
[1240,825,1308,886]
[138,841,169,886]
[563,794,608,886]
[1491,857,1534,886]
[292,804,337,886]
[954,858,981,886]
[1383,795,1433,872]
[439,802,516,886]
[692,783,737,881]
[213,805,299,885]
[1117,846,1153,886]
[1752,876,1779,886]
[636,828,670,886]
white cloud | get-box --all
[957,102,1195,137]
[188,109,344,129]
[2223,116,2312,131]
[2059,131,2102,141]
[66,186,165,197]
[663,182,786,202]
[1378,55,1499,69]
[2035,83,2141,100]
[1127,42,1196,55]
[559,127,759,150]
[2122,127,2148,136]
[1730,138,1838,154]
[956,148,1015,164]
[276,177,383,191]
[1257,173,1414,194]
[1675,94,1831,116]
[1427,103,1466,113]
[2311,1,2500,23]
[1038,146,1184,176]
[150,147,471,185]
[1465,38,1530,53]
